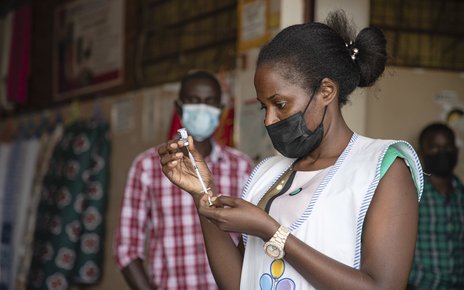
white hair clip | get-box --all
[345,41,359,61]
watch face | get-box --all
[265,243,282,259]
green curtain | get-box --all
[27,120,110,290]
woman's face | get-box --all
[254,65,317,128]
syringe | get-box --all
[177,128,214,206]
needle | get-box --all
[185,147,214,206]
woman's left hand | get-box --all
[198,195,280,241]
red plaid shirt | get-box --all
[114,141,253,290]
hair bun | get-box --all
[354,26,387,87]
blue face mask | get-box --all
[182,104,221,141]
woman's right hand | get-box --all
[158,136,216,201]
[199,195,280,241]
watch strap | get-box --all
[264,225,290,259]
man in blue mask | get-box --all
[408,123,464,290]
[114,70,254,290]
[174,71,224,155]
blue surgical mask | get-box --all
[182,104,221,141]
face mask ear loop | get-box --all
[302,85,320,114]
[302,96,313,114]
[318,106,328,128]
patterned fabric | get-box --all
[27,120,110,290]
[409,176,464,290]
[113,141,253,290]
[15,125,64,290]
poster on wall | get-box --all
[54,0,125,100]
[238,0,270,51]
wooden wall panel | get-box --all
[138,0,238,86]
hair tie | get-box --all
[345,41,359,61]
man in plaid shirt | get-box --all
[408,123,464,290]
[113,71,253,290]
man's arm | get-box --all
[122,259,153,290]
[114,153,153,289]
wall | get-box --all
[367,67,464,178]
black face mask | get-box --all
[424,151,457,177]
[266,92,326,158]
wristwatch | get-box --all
[263,225,290,259]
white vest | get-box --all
[239,134,423,290]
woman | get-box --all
[158,10,423,290]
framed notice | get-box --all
[238,0,270,51]
[54,0,125,100]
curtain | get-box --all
[14,124,64,290]
[27,120,110,290]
